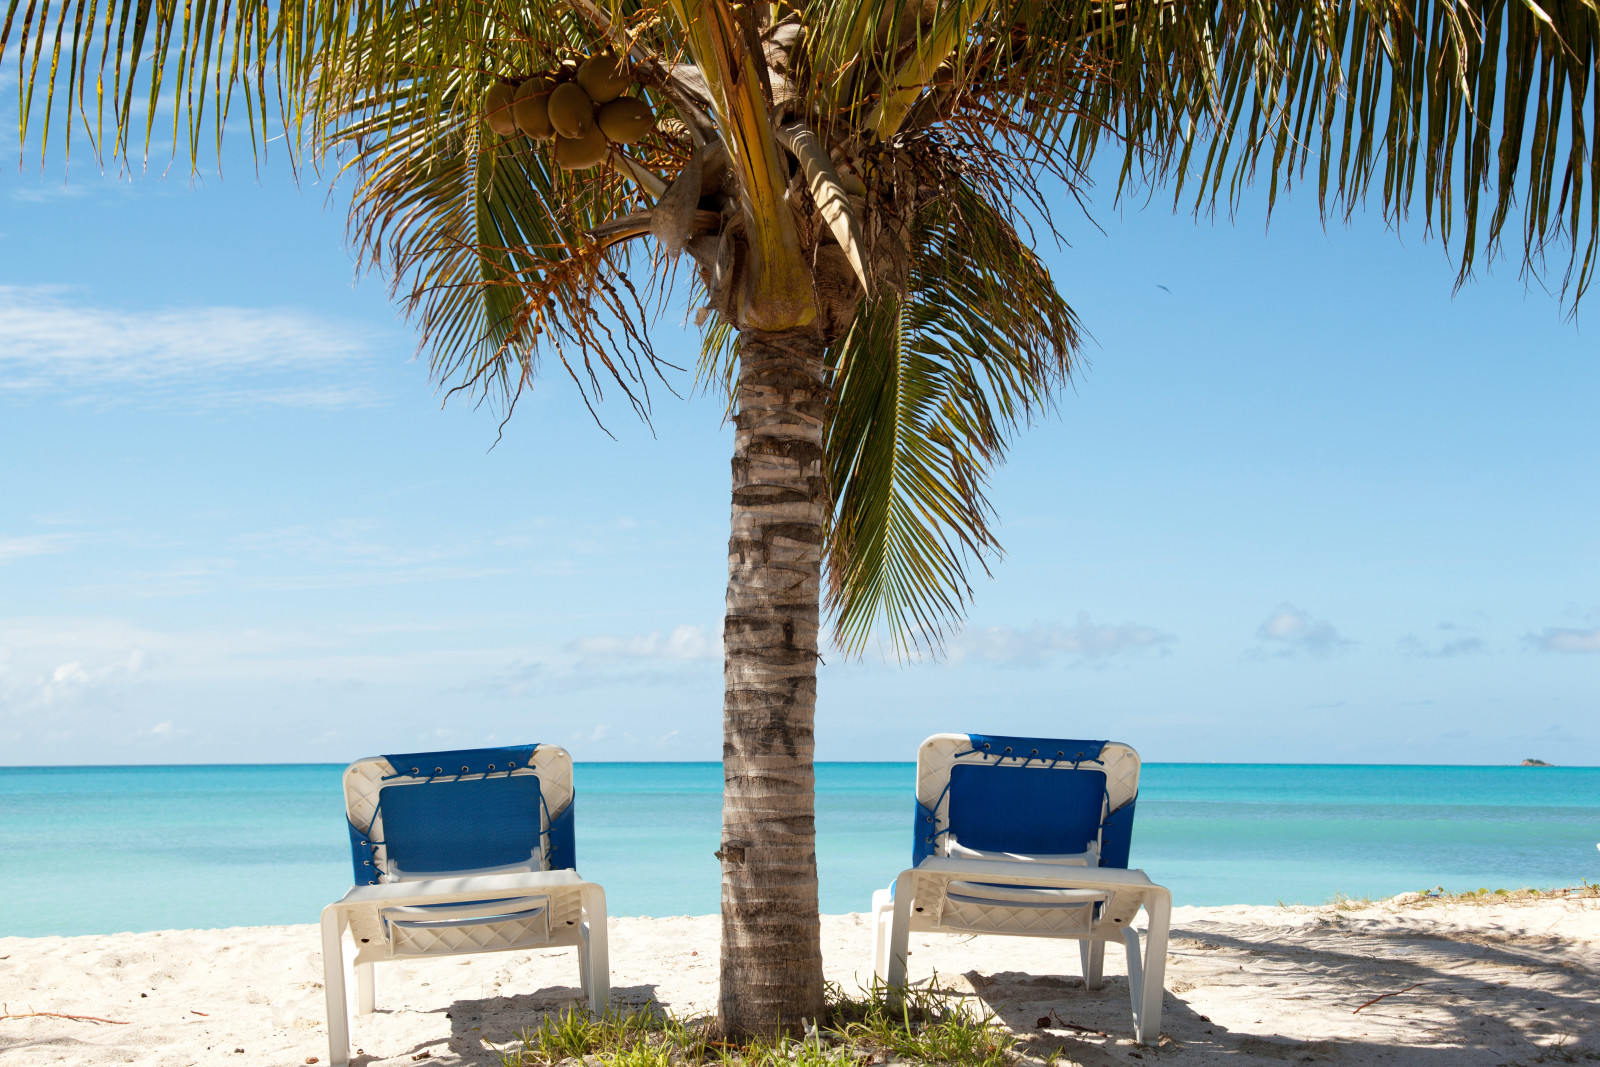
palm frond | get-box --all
[323,0,670,417]
[969,0,1600,303]
[826,173,1078,656]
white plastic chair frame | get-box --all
[321,746,608,1067]
[870,733,1171,1046]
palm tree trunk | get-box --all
[717,326,829,1036]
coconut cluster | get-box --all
[483,55,656,171]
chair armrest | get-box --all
[327,869,590,911]
[906,857,1169,897]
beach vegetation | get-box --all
[1402,883,1600,906]
[7,0,1600,1039]
[826,979,1013,1067]
[1315,884,1600,911]
[504,983,1013,1067]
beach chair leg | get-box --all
[578,925,592,1003]
[1136,893,1171,1046]
[1121,926,1146,1041]
[320,907,352,1067]
[356,963,375,1015]
[1078,940,1104,990]
[580,884,610,1015]
[871,899,891,984]
[884,871,917,1003]
[1121,901,1169,1046]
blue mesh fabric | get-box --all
[962,735,1106,763]
[348,819,380,885]
[547,800,577,871]
[381,745,538,778]
[378,774,543,875]
[946,763,1108,856]
[1099,797,1136,869]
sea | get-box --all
[2,762,1598,938]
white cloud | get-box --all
[0,615,721,716]
[1528,626,1600,654]
[28,650,145,707]
[1253,604,1349,658]
[947,614,1175,667]
[569,624,718,663]
[0,533,82,564]
[0,285,384,407]
[1398,624,1484,658]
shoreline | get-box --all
[3,896,1597,1066]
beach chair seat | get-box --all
[321,744,607,1066]
[871,733,1170,1045]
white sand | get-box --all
[3,897,1597,1066]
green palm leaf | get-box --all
[826,173,1078,655]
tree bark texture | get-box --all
[717,327,829,1036]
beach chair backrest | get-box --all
[341,744,576,886]
[913,733,1141,869]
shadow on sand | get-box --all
[351,983,663,1066]
[963,912,1598,1065]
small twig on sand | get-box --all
[190,1010,209,1016]
[1,1011,131,1025]
[1353,983,1424,1014]
[1050,1010,1107,1036]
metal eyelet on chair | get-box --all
[411,767,419,774]
[434,766,443,774]
[461,765,469,773]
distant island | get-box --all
[1521,759,1552,767]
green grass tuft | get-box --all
[499,980,1016,1067]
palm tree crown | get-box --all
[7,0,1597,1034]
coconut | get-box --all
[597,96,654,145]
[554,125,610,170]
[513,77,556,140]
[484,82,517,136]
[547,82,595,139]
[577,54,631,104]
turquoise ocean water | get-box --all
[2,762,1598,937]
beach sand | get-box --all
[2,897,1596,1066]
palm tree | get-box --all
[7,0,1596,1036]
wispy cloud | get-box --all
[0,285,387,408]
[0,533,83,564]
[568,624,718,663]
[1527,626,1600,654]
[26,650,147,709]
[1253,604,1350,659]
[0,615,725,716]
[947,614,1175,667]
[1398,623,1484,659]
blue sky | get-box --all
[1,134,1596,766]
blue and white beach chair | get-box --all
[871,734,1171,1045]
[321,744,608,1067]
